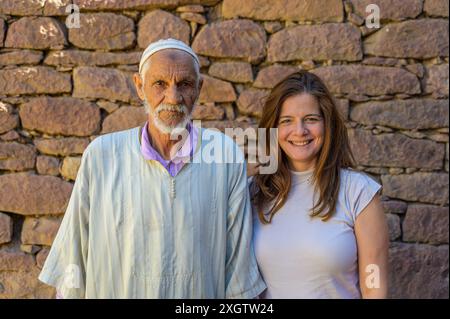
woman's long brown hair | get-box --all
[251,71,355,223]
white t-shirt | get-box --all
[253,169,381,299]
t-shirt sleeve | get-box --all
[38,149,91,299]
[344,170,382,222]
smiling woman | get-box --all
[277,93,325,172]
[250,71,389,299]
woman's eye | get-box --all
[279,119,290,124]
[305,117,319,123]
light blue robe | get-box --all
[39,125,266,298]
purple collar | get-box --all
[140,121,198,176]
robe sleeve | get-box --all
[38,148,91,299]
[225,147,266,299]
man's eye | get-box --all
[179,81,192,88]
[154,81,165,87]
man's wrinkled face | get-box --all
[134,49,202,134]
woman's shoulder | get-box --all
[338,168,382,222]
[340,168,381,195]
[341,168,377,182]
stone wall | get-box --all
[0,0,448,299]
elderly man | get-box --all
[39,39,266,299]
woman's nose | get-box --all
[294,121,309,135]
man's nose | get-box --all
[165,84,182,105]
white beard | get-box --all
[144,99,191,135]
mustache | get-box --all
[144,100,192,135]
[155,103,188,115]
[154,103,189,116]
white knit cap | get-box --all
[139,38,200,74]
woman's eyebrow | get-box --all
[279,113,322,118]
[305,113,322,117]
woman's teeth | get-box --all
[289,140,312,146]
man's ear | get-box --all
[133,73,145,101]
